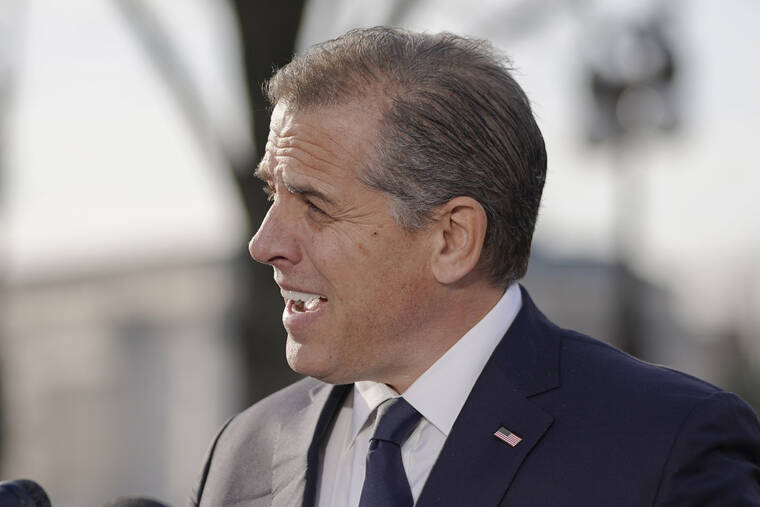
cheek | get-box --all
[307,225,427,303]
[302,227,342,267]
[305,231,368,297]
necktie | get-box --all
[358,397,422,507]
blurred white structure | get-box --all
[2,259,241,506]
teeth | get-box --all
[281,289,327,312]
[305,298,321,311]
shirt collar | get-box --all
[352,381,398,441]
[350,283,522,442]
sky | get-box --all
[3,0,248,279]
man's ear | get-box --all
[430,196,488,285]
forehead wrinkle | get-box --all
[272,133,364,175]
[257,146,343,206]
[271,146,350,181]
[270,111,369,170]
[274,152,344,207]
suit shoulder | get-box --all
[191,377,330,505]
[559,328,724,402]
[520,326,760,505]
[229,376,324,431]
[211,376,326,469]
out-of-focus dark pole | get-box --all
[229,0,307,403]
[113,0,307,404]
[584,11,679,357]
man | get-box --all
[192,27,760,506]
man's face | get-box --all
[249,102,438,386]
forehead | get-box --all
[257,101,382,182]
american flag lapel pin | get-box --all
[494,426,522,447]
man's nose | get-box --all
[248,205,301,268]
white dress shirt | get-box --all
[316,283,523,507]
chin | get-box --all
[285,336,338,382]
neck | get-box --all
[386,282,507,393]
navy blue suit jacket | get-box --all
[192,288,760,506]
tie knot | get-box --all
[371,398,422,445]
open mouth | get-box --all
[281,289,328,313]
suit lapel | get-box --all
[417,287,561,506]
[271,382,351,507]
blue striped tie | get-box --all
[358,398,422,507]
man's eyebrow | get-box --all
[284,181,337,206]
[254,161,336,206]
[254,162,271,182]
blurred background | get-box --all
[1,0,758,505]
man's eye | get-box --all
[305,200,325,215]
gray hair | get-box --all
[266,27,547,287]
